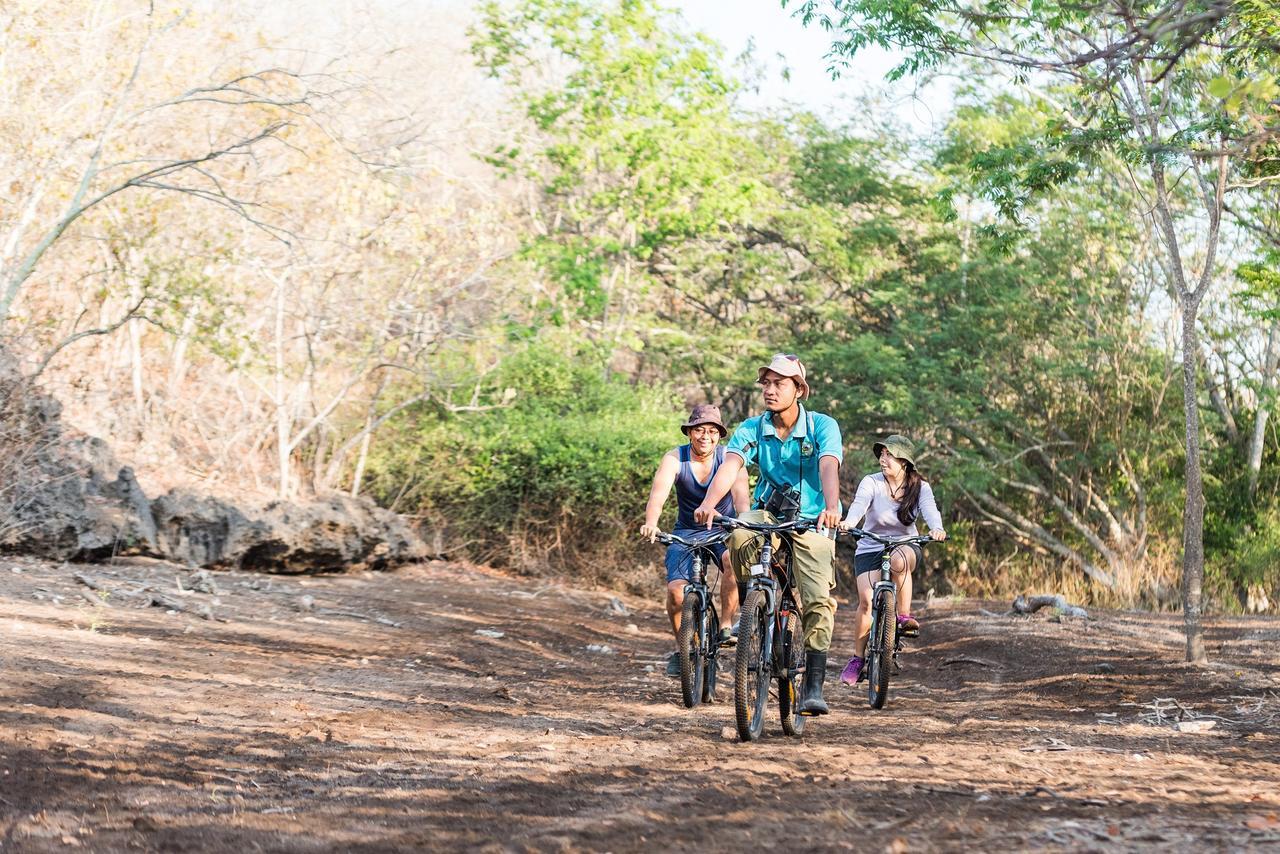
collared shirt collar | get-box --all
[760,403,809,439]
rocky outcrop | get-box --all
[151,490,423,572]
[0,367,425,572]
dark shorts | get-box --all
[665,528,729,584]
[854,543,925,577]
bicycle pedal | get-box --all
[900,627,919,638]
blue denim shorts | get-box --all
[664,528,728,584]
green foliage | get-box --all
[472,0,774,336]
[412,0,1280,611]
[1236,259,1280,321]
[365,339,683,583]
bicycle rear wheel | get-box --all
[867,589,896,710]
[777,609,806,737]
[677,593,705,708]
[734,589,769,741]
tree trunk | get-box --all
[350,420,374,497]
[274,274,291,499]
[168,304,200,401]
[1180,305,1208,664]
[1247,318,1280,498]
[127,251,146,432]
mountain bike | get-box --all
[838,528,937,710]
[714,514,812,741]
[653,529,731,707]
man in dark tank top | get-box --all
[641,404,751,676]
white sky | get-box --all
[390,0,957,135]
[671,0,955,135]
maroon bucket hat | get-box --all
[680,404,728,437]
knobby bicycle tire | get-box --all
[868,589,896,710]
[702,600,719,703]
[777,609,806,737]
[678,593,704,708]
[734,589,769,741]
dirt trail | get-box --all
[1,556,1278,852]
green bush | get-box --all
[366,343,685,589]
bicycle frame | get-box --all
[839,526,937,707]
[743,527,804,676]
[722,514,814,740]
[682,546,717,607]
[653,529,730,707]
[725,518,811,667]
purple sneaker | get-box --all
[839,656,864,686]
[897,614,919,635]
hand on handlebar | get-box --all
[639,523,660,543]
[692,502,717,529]
[930,528,947,542]
[817,508,841,534]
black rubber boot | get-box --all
[798,651,829,716]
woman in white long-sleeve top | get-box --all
[837,435,946,687]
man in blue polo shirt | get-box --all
[694,353,843,716]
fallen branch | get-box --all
[74,572,114,593]
[317,608,402,628]
[75,587,107,607]
[940,656,998,668]
[1012,594,1088,619]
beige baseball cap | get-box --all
[757,353,809,399]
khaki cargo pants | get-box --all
[728,509,837,653]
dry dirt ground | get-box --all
[1,556,1278,852]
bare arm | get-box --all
[694,452,744,527]
[818,455,842,531]
[731,465,751,514]
[639,451,680,540]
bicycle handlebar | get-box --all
[838,527,939,549]
[652,529,731,548]
[712,514,816,535]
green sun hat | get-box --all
[872,434,916,466]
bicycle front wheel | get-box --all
[734,589,769,741]
[702,602,719,704]
[677,593,705,708]
[867,588,896,710]
[777,609,806,737]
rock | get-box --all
[1174,719,1216,733]
[150,490,261,568]
[1094,663,1116,674]
[605,596,630,617]
[244,494,424,573]
[586,643,614,654]
[475,629,505,639]
[0,359,425,573]
[186,570,219,595]
[132,816,158,833]
[150,489,425,573]
[0,365,175,560]
[298,594,316,612]
[720,726,737,741]
[625,623,639,634]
